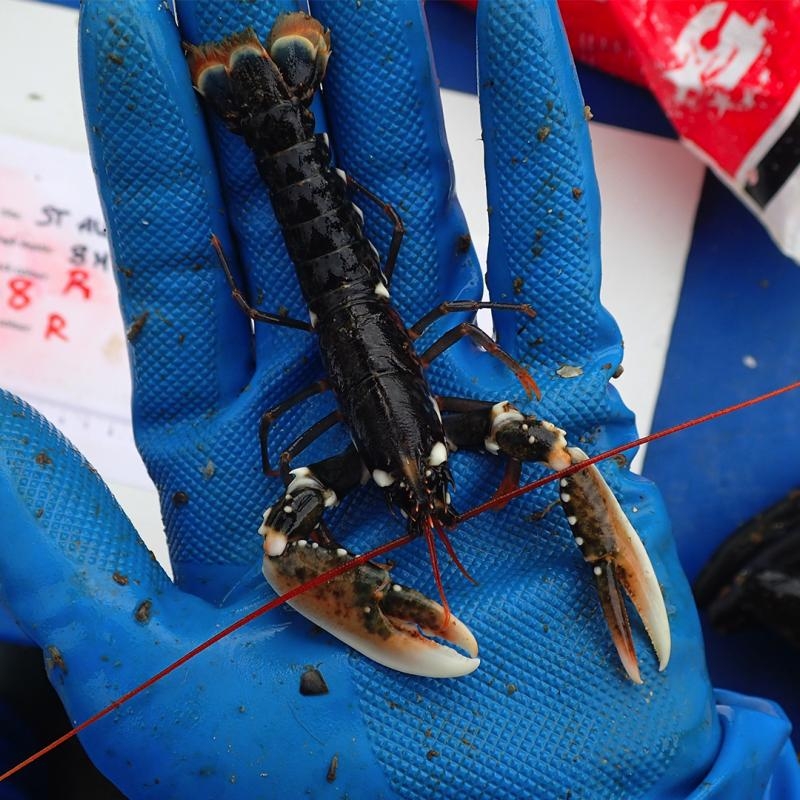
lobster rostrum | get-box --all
[185,13,670,682]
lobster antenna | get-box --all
[421,516,451,625]
[434,521,478,585]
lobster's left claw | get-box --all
[561,448,671,684]
[262,539,480,678]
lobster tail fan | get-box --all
[267,12,331,103]
[185,28,285,133]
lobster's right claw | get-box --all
[261,533,480,678]
[561,448,671,684]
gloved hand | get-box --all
[1,0,787,797]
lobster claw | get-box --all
[561,448,671,683]
[261,536,480,678]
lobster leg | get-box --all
[258,380,330,475]
[260,447,480,678]
[345,175,405,285]
[210,235,312,331]
[442,399,671,683]
[409,300,535,339]
[419,322,540,400]
[276,410,341,484]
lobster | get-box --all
[183,12,670,682]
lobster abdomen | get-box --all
[187,20,447,493]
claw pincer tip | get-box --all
[563,449,671,682]
[263,542,479,678]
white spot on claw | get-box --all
[392,584,402,592]
[575,536,584,546]
[428,442,448,466]
[561,493,571,502]
[298,540,307,547]
[374,282,390,299]
[336,548,348,558]
[309,310,318,328]
[372,468,395,487]
[567,515,577,526]
[489,404,525,443]
[264,530,288,557]
[283,505,293,514]
[560,479,568,488]
[287,468,324,497]
[363,606,371,614]
[593,565,603,576]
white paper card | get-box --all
[0,132,151,492]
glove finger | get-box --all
[478,0,625,432]
[472,5,721,796]
[308,1,483,324]
[0,390,240,762]
[166,0,344,588]
[0,389,203,749]
[82,0,279,589]
[80,0,252,432]
[302,1,512,420]
[0,392,176,637]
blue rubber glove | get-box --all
[0,0,794,797]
